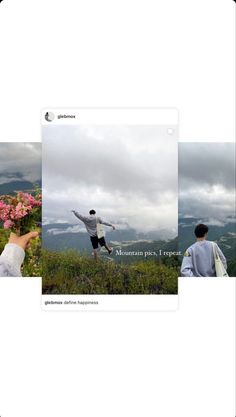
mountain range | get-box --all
[43,215,235,269]
[43,222,178,265]
[0,180,41,195]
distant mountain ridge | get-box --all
[42,216,235,273]
[0,180,41,195]
[42,222,178,265]
[179,216,236,250]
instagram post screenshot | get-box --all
[41,108,179,311]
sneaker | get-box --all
[108,248,113,255]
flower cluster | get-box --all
[0,192,42,232]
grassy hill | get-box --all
[110,237,179,265]
[42,250,178,295]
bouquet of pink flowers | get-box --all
[0,191,42,235]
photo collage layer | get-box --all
[0,109,235,312]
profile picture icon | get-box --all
[45,111,55,122]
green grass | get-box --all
[42,250,178,295]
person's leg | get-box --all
[104,243,112,254]
[99,237,112,254]
[93,249,98,261]
[90,236,99,260]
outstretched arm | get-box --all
[99,218,115,229]
[72,210,88,223]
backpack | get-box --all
[212,242,228,277]
[96,218,105,239]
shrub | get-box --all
[42,250,178,295]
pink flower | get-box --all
[17,192,41,208]
[14,202,30,219]
[0,201,6,210]
[0,202,12,222]
[3,219,14,229]
[0,191,41,231]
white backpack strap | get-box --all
[96,216,100,225]
[212,242,219,260]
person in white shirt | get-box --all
[72,209,115,260]
[181,223,227,277]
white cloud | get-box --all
[0,142,41,184]
[179,143,235,221]
[42,125,178,234]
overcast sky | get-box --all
[179,143,235,223]
[0,142,41,185]
[43,125,178,234]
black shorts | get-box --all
[90,235,106,249]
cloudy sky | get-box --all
[179,143,235,223]
[42,125,178,234]
[0,142,41,186]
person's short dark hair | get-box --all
[194,223,208,238]
[89,209,96,215]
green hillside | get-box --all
[42,250,178,295]
[0,180,41,195]
[110,237,179,265]
[217,233,236,276]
